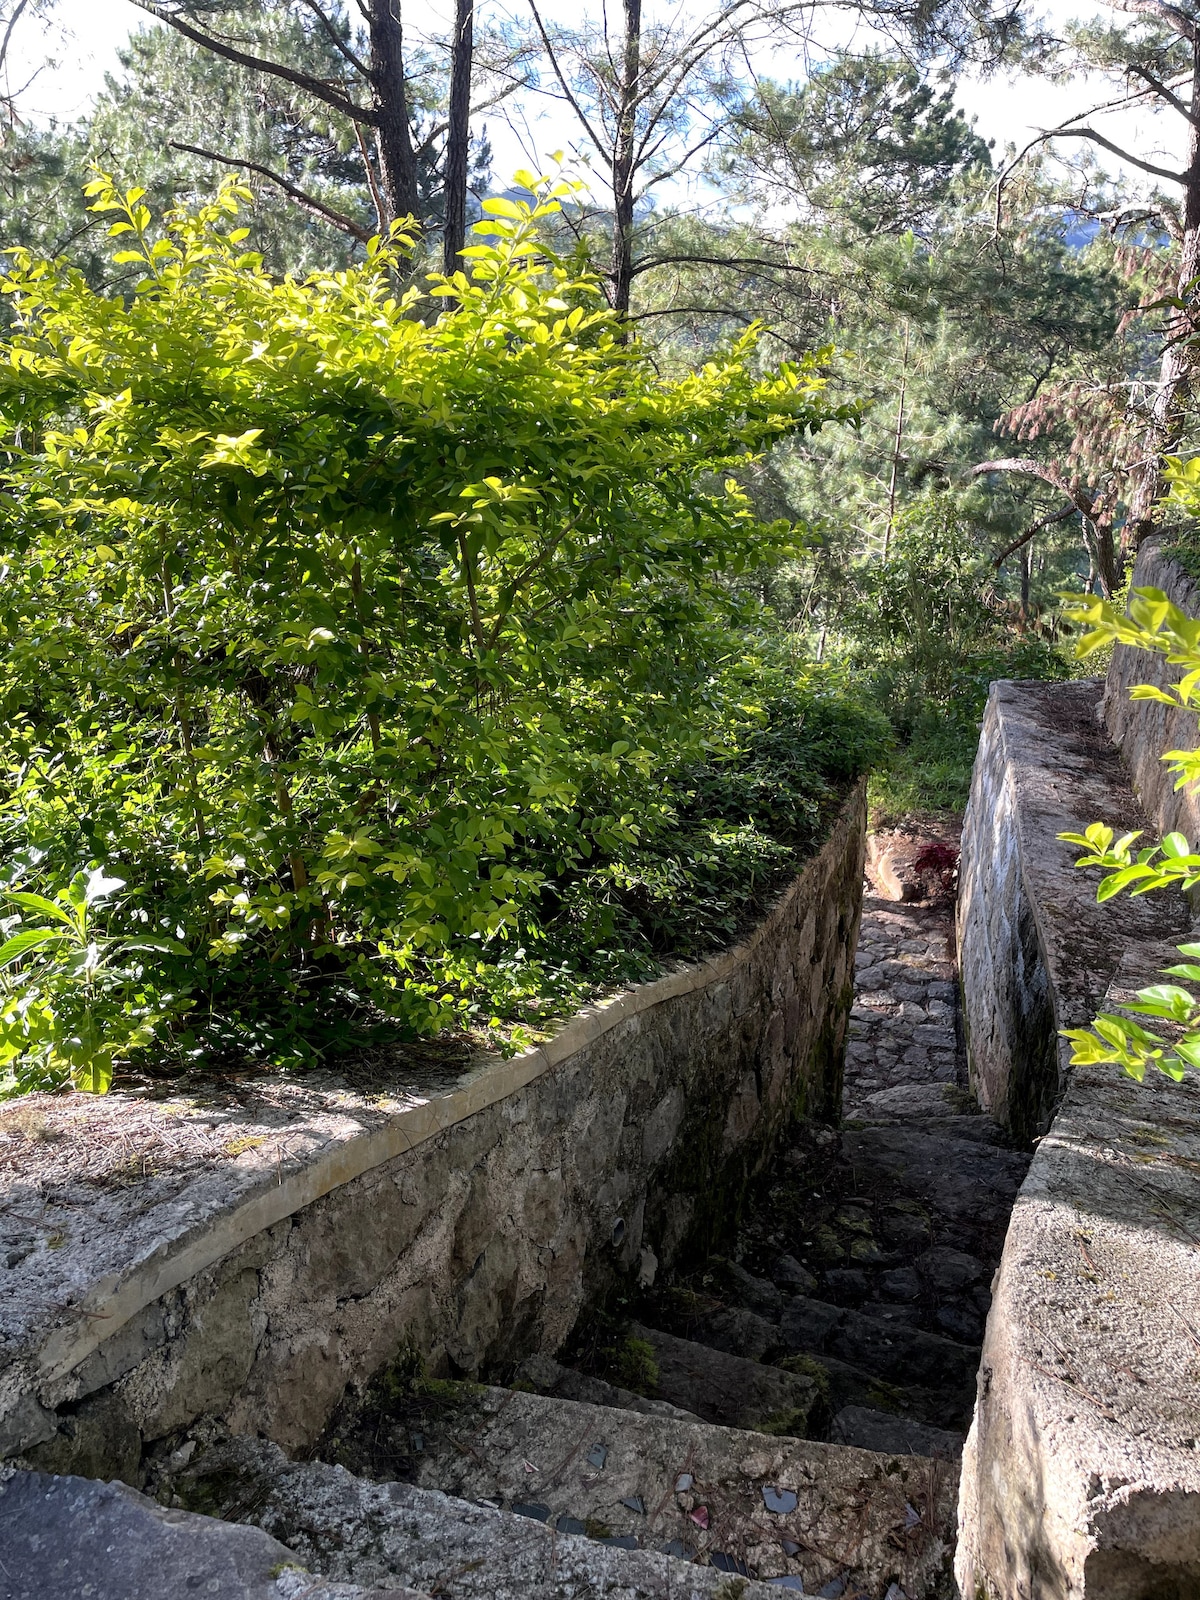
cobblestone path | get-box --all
[609,862,1032,1460]
[843,892,964,1108]
[285,850,1032,1597]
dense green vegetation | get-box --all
[1060,564,1200,1085]
[2,0,1196,1093]
[0,175,885,1092]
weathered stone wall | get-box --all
[9,783,866,1485]
[959,1041,1200,1600]
[957,679,1182,1144]
[956,680,1200,1598]
[1104,536,1200,851]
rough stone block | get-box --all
[957,1053,1200,1598]
[207,1388,957,1597]
[956,676,1200,1595]
[0,1467,415,1600]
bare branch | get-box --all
[297,0,370,78]
[991,76,1192,235]
[0,0,31,79]
[169,140,373,241]
[414,81,523,157]
[130,0,373,124]
[630,302,755,322]
[1050,125,1188,183]
[972,456,1097,519]
[635,0,775,102]
[526,0,608,156]
[632,301,819,358]
[630,250,823,279]
[352,121,386,230]
[992,501,1079,568]
[640,122,724,189]
[1125,60,1199,125]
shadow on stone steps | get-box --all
[640,1290,977,1433]
[220,1384,960,1598]
[623,1321,828,1436]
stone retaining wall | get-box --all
[956,679,1200,1598]
[3,783,866,1486]
[957,679,1183,1145]
[1103,535,1200,851]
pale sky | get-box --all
[5,0,1189,203]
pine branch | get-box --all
[972,457,1097,520]
[169,140,373,242]
[297,0,370,78]
[1111,0,1197,44]
[130,0,373,124]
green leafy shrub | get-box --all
[0,173,870,1092]
[0,868,185,1094]
[541,664,888,960]
[1059,579,1200,1083]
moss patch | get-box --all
[610,1336,660,1396]
[778,1354,833,1408]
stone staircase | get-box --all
[541,892,1028,1470]
[10,651,1200,1599]
[9,661,1200,1600]
[141,882,1028,1600]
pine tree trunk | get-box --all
[1125,33,1200,556]
[1020,539,1031,622]
[1089,518,1120,599]
[368,0,419,225]
[442,0,475,273]
[610,0,641,318]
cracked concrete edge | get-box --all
[15,783,865,1412]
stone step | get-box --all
[830,1406,963,1460]
[554,1316,968,1436]
[780,1295,979,1396]
[844,1084,977,1122]
[846,1103,1013,1148]
[808,1351,972,1434]
[0,1467,415,1600]
[811,1241,993,1347]
[649,1286,977,1404]
[838,1126,1029,1227]
[905,1116,1013,1146]
[284,1383,959,1597]
[173,1435,791,1600]
[652,1294,787,1362]
[626,1321,828,1436]
[516,1353,700,1420]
